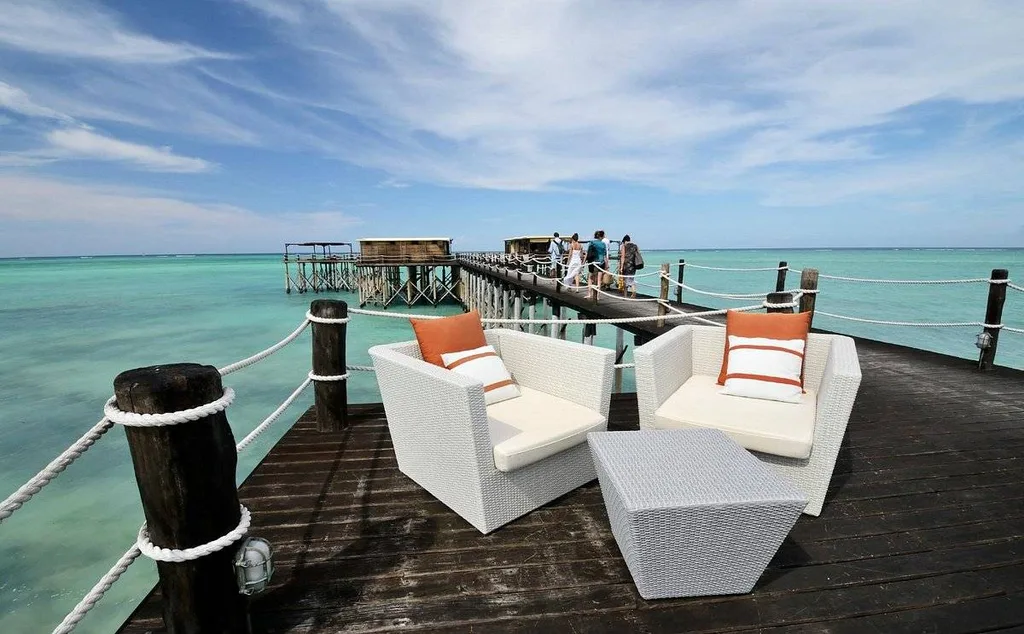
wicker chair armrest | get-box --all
[634,326,695,429]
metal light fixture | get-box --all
[976,331,993,350]
[234,537,274,596]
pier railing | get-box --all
[3,253,1022,632]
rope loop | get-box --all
[137,505,250,563]
[103,389,235,427]
[305,311,351,325]
[308,371,350,382]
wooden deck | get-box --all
[119,336,1024,633]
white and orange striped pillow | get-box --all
[441,345,520,405]
[719,335,806,404]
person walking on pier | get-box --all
[618,234,642,298]
[548,232,564,278]
[562,233,584,289]
[586,230,609,302]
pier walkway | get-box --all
[118,339,1024,632]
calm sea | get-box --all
[1,249,1021,632]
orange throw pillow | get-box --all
[717,311,811,386]
[411,310,487,367]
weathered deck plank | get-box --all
[118,333,1024,634]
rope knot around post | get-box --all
[137,505,252,563]
[103,388,235,427]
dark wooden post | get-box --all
[658,262,671,327]
[776,261,788,293]
[310,299,348,432]
[980,269,1009,370]
[766,292,794,314]
[799,268,819,327]
[114,364,249,634]
[675,259,685,304]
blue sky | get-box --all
[1,0,1023,256]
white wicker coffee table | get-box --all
[588,428,807,599]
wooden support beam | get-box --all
[776,261,788,293]
[658,262,670,328]
[114,364,249,634]
[675,259,685,304]
[799,268,819,326]
[614,327,625,393]
[310,299,348,432]
[980,268,1009,370]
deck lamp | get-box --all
[975,331,993,350]
[234,537,274,595]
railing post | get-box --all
[766,292,794,314]
[614,327,625,393]
[114,364,249,634]
[310,299,348,432]
[675,259,685,304]
[776,261,788,293]
[799,268,819,327]
[980,269,1008,370]
[658,262,671,327]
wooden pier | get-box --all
[112,255,1022,634]
[283,243,358,294]
[118,340,1024,633]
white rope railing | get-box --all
[814,274,996,285]
[681,263,785,272]
[235,377,313,453]
[0,418,114,525]
[53,545,142,634]
[816,311,1000,328]
[1008,282,1024,293]
[218,320,310,375]
[351,304,767,325]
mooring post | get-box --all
[766,292,794,314]
[658,262,671,328]
[549,300,560,339]
[514,291,523,332]
[776,261,788,293]
[310,299,348,432]
[614,327,625,393]
[675,259,685,304]
[114,364,249,634]
[980,268,1009,370]
[582,313,596,346]
[799,268,819,327]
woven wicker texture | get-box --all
[633,326,862,516]
[589,429,806,599]
[370,329,614,534]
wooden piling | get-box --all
[776,261,788,293]
[980,269,1009,370]
[766,292,794,314]
[675,259,685,304]
[514,291,523,332]
[614,328,625,393]
[658,263,670,327]
[799,268,819,326]
[310,299,348,432]
[114,364,249,634]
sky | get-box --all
[1,0,1023,256]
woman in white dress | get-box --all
[562,233,583,289]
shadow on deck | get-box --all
[120,340,1024,633]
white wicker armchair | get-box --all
[370,328,615,534]
[634,325,861,516]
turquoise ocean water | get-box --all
[1,249,1022,632]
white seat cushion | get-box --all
[486,386,606,472]
[654,375,816,459]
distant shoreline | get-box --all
[2,246,1022,261]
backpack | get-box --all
[633,246,645,270]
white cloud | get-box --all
[0,174,362,256]
[0,0,232,63]
[0,81,74,121]
[45,128,215,173]
[220,0,1024,195]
